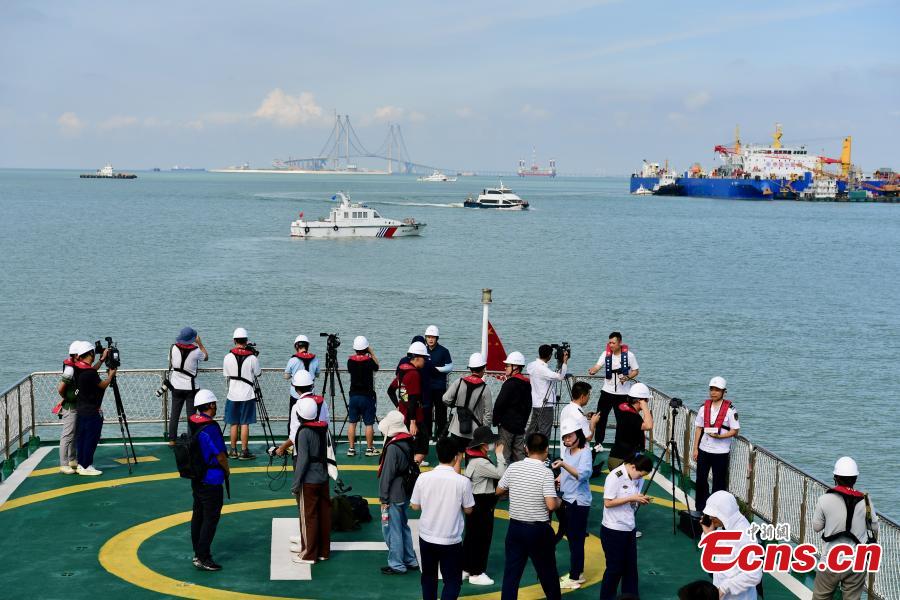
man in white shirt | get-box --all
[587,332,639,451]
[691,376,740,511]
[410,437,475,600]
[167,327,209,445]
[558,380,600,449]
[222,327,261,460]
[525,345,569,439]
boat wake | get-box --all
[368,200,464,209]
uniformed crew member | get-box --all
[691,376,739,511]
[587,332,639,452]
[284,334,320,431]
[491,351,532,463]
[223,327,261,460]
[599,454,652,600]
[811,456,879,600]
[442,352,492,451]
[167,327,209,445]
[424,325,454,438]
[608,382,654,471]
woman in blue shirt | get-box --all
[552,419,594,590]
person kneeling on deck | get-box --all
[608,382,654,471]
[700,490,763,599]
[72,340,117,476]
[599,453,652,600]
[442,352,493,451]
[377,410,420,575]
[691,376,739,512]
[496,432,562,600]
[410,436,475,600]
[811,456,878,600]
[462,426,506,586]
[189,389,230,571]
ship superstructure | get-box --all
[518,148,557,177]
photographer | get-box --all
[525,345,569,439]
[424,325,453,438]
[491,351,531,463]
[56,340,99,474]
[167,327,209,445]
[700,491,762,599]
[222,327,261,460]
[559,380,599,449]
[608,383,654,471]
[275,370,328,457]
[691,376,739,512]
[442,352,492,451]
[346,336,380,457]
[587,332,639,452]
[72,341,117,476]
[284,334,320,430]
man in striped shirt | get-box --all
[496,432,561,600]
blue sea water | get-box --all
[1,169,898,517]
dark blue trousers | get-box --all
[501,520,560,600]
[599,525,638,600]
[562,501,590,579]
[419,538,463,600]
[695,449,730,512]
[75,412,104,468]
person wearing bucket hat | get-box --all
[388,341,430,464]
[552,420,594,590]
[346,335,381,457]
[166,327,209,445]
[377,411,419,575]
[442,352,493,451]
[492,351,531,463]
[462,426,506,586]
[691,376,740,511]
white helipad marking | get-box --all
[271,518,311,580]
[0,446,53,507]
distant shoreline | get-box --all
[209,168,391,175]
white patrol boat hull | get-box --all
[290,222,425,238]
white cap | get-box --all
[628,382,651,399]
[68,340,82,355]
[294,334,309,345]
[353,336,369,351]
[833,456,859,477]
[504,351,526,366]
[298,396,318,420]
[560,419,581,436]
[424,325,440,337]
[291,369,314,388]
[73,341,95,357]
[233,327,248,339]
[408,341,429,357]
[468,352,487,369]
[194,389,218,407]
[709,376,727,390]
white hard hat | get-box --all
[291,369,314,388]
[233,327,248,339]
[833,456,859,477]
[193,389,218,407]
[503,351,526,366]
[74,340,95,357]
[709,376,727,390]
[353,336,369,351]
[560,419,582,437]
[628,382,651,399]
[298,396,318,421]
[424,325,440,337]
[468,352,487,369]
[408,341,429,357]
[294,334,309,345]
[68,340,82,355]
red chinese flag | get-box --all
[485,321,507,373]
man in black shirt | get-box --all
[608,382,653,471]
[491,351,532,463]
[346,336,380,457]
[72,341,118,476]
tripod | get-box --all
[319,342,349,440]
[643,399,695,535]
[110,379,137,474]
[253,380,278,450]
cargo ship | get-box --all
[630,125,894,201]
[518,148,557,177]
[79,163,137,179]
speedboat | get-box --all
[417,170,457,182]
[633,185,653,196]
[290,192,425,239]
[463,181,529,210]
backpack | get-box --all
[347,495,372,523]
[402,445,421,498]
[331,494,360,531]
[455,380,485,436]
[174,423,215,480]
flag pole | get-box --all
[481,288,492,360]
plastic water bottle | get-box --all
[381,506,389,525]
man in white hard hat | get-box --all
[188,389,229,571]
[72,340,117,476]
[691,376,740,511]
[587,332,639,452]
[56,341,98,474]
[608,382,653,471]
[492,351,531,462]
[284,334,320,433]
[811,457,878,600]
[424,325,454,439]
[223,327,261,460]
[346,335,380,457]
[388,341,430,463]
[442,352,493,451]
[275,370,329,458]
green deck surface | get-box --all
[0,442,801,599]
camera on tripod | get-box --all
[669,397,684,409]
[549,342,570,363]
[319,333,340,353]
[94,337,121,369]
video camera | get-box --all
[319,332,340,353]
[549,342,570,363]
[245,342,260,357]
[669,397,684,409]
[94,337,121,369]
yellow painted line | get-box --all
[115,455,160,465]
[99,499,605,600]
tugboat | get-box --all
[463,181,529,210]
[79,163,137,179]
[290,192,425,239]
[417,170,457,182]
[652,172,685,196]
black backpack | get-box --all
[347,495,372,523]
[401,444,421,497]
[174,423,215,480]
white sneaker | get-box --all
[420,460,430,466]
[559,575,582,589]
[288,535,301,544]
[68,460,78,468]
[593,443,606,453]
[289,543,303,554]
[291,555,315,564]
[77,465,103,476]
[462,571,470,579]
[635,530,643,538]
[59,466,76,475]
[468,573,494,585]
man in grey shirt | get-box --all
[378,410,419,575]
[287,396,331,565]
[442,352,492,449]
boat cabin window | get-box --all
[487,190,501,194]
[344,212,349,218]
[373,211,381,218]
[482,199,498,204]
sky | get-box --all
[1,0,898,175]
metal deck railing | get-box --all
[2,368,897,599]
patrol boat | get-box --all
[463,181,529,210]
[290,192,425,239]
[417,170,457,182]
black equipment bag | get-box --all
[347,495,372,524]
[679,509,703,539]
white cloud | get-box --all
[184,119,204,131]
[408,111,425,123]
[57,112,85,136]
[455,107,474,119]
[98,115,139,130]
[521,104,549,119]
[684,91,711,111]
[373,105,405,122]
[254,88,324,127]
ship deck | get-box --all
[0,440,804,599]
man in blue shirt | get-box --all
[285,335,320,431]
[424,325,453,438]
[188,389,230,571]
